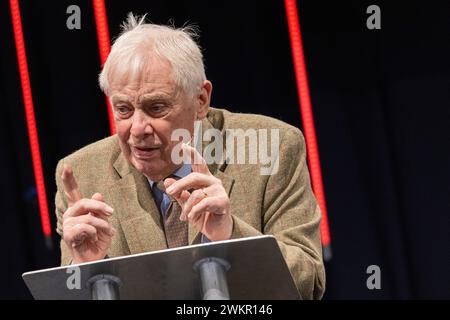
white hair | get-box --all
[99,13,206,96]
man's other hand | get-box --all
[61,164,115,264]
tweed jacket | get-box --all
[55,107,326,299]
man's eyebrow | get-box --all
[139,93,174,104]
[110,95,132,104]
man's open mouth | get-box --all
[131,146,160,158]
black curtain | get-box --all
[0,0,448,299]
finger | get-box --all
[91,192,104,202]
[182,143,211,175]
[89,193,109,221]
[61,164,83,207]
[179,190,191,204]
[166,172,218,197]
[187,196,228,220]
[170,190,190,212]
[68,214,115,236]
[181,189,207,221]
[163,178,177,190]
[190,211,206,231]
[64,198,113,219]
[69,223,98,247]
[161,177,189,206]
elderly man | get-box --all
[55,14,325,299]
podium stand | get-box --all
[23,235,300,300]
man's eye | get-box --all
[116,106,130,114]
[150,105,168,114]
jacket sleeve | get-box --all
[230,127,326,299]
[55,159,73,266]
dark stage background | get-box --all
[0,0,448,299]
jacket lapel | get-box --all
[108,152,168,254]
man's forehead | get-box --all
[110,81,180,103]
[108,55,180,102]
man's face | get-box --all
[109,57,202,182]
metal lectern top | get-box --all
[23,235,300,300]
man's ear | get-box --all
[196,80,212,120]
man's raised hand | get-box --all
[61,164,115,264]
[164,144,233,241]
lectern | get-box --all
[23,235,300,300]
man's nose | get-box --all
[130,111,153,138]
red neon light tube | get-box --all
[284,0,332,259]
[93,0,115,135]
[9,0,52,240]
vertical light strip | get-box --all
[92,0,115,135]
[284,0,332,260]
[9,0,52,241]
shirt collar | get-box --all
[147,163,192,188]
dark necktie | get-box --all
[154,179,188,248]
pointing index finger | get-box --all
[182,143,211,175]
[61,164,83,207]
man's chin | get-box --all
[130,157,168,179]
